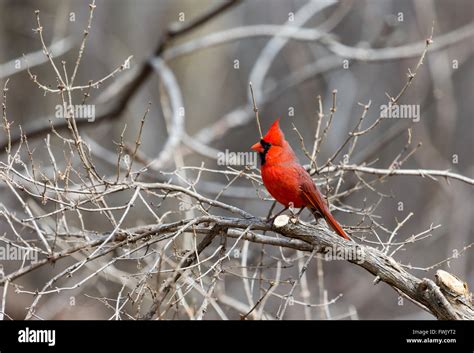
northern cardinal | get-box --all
[251,118,350,240]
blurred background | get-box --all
[0,0,472,319]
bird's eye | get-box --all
[260,139,271,149]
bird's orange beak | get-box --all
[251,141,264,153]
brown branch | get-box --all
[141,224,223,320]
[0,0,242,153]
[271,216,472,320]
[2,211,471,320]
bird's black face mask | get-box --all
[258,139,271,165]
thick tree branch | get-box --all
[2,213,471,320]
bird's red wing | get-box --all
[300,181,350,241]
[299,175,326,211]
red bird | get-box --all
[251,118,350,240]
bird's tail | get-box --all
[302,187,350,241]
[318,210,350,240]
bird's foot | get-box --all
[266,206,289,223]
[288,205,305,223]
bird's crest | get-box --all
[263,118,284,146]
